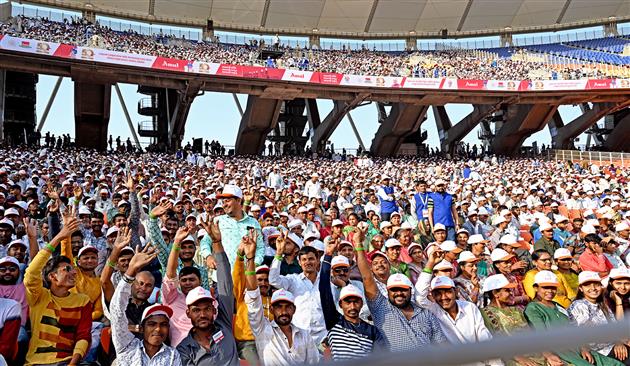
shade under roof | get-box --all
[24,0,630,39]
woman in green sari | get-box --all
[481,274,544,366]
[524,270,623,366]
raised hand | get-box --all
[58,216,80,238]
[173,226,190,244]
[23,217,38,239]
[127,244,158,276]
[47,186,60,200]
[73,185,83,200]
[113,226,132,251]
[201,214,221,243]
[275,229,287,255]
[324,236,337,256]
[351,227,364,247]
[61,205,75,226]
[243,232,257,259]
[126,173,136,192]
[150,200,172,217]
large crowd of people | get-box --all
[0,15,615,80]
[0,145,625,366]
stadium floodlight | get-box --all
[329,320,630,366]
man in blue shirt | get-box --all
[377,176,398,221]
[413,180,430,225]
[427,179,459,241]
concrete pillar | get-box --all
[405,37,417,51]
[235,96,283,155]
[491,104,558,156]
[550,102,618,149]
[168,82,201,150]
[0,2,12,22]
[82,9,96,23]
[202,27,215,42]
[604,108,630,152]
[370,103,429,156]
[0,70,4,141]
[74,81,111,151]
[311,100,349,154]
[500,32,513,47]
[309,34,321,50]
[604,18,618,36]
[433,105,495,155]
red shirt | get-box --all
[579,249,613,275]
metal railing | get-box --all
[547,149,630,167]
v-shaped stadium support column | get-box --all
[370,103,429,157]
[74,81,111,151]
[311,94,368,154]
[491,104,558,156]
[605,108,630,152]
[168,81,202,150]
[433,105,495,155]
[550,102,618,149]
[235,96,283,155]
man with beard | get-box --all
[110,244,181,365]
[243,235,320,365]
[353,227,447,352]
[415,250,494,345]
[428,179,459,240]
[269,232,326,346]
[319,239,383,360]
[0,218,14,257]
[0,256,27,357]
[25,216,93,366]
[176,221,239,365]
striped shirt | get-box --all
[367,292,447,352]
[327,318,385,361]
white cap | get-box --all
[343,203,354,210]
[385,238,402,248]
[217,184,243,199]
[615,222,630,232]
[250,204,261,212]
[77,245,98,257]
[386,273,413,289]
[467,208,478,217]
[309,240,325,251]
[339,284,364,301]
[140,303,173,323]
[434,259,453,271]
[492,216,507,226]
[4,208,18,217]
[287,232,304,248]
[482,274,517,293]
[332,219,344,227]
[106,226,119,237]
[297,206,308,214]
[433,223,446,232]
[7,239,26,250]
[499,234,519,246]
[379,221,392,230]
[553,248,572,260]
[435,179,446,186]
[271,288,295,305]
[534,270,559,287]
[609,267,630,280]
[457,251,479,263]
[255,265,270,274]
[400,222,414,230]
[185,286,216,306]
[538,222,553,232]
[554,215,569,223]
[78,206,92,216]
[439,240,459,252]
[581,225,597,234]
[431,276,455,290]
[490,248,513,262]
[477,207,490,216]
[303,232,320,241]
[288,219,304,230]
[331,255,350,268]
[468,234,485,244]
[578,271,601,285]
[0,256,19,267]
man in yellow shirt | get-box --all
[25,216,93,366]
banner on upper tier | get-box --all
[1,35,629,91]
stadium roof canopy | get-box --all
[25,0,630,39]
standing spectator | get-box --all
[24,216,93,366]
[110,244,181,365]
[353,227,447,351]
[428,179,459,240]
[243,233,320,365]
[377,176,397,221]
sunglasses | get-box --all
[333,267,349,274]
[59,265,74,273]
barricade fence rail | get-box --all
[547,149,630,167]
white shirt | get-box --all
[414,272,494,344]
[304,180,322,199]
[364,202,380,215]
[269,258,326,345]
[245,288,320,366]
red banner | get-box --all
[151,57,188,71]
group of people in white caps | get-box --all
[0,147,627,366]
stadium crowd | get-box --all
[0,15,611,80]
[0,145,625,366]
